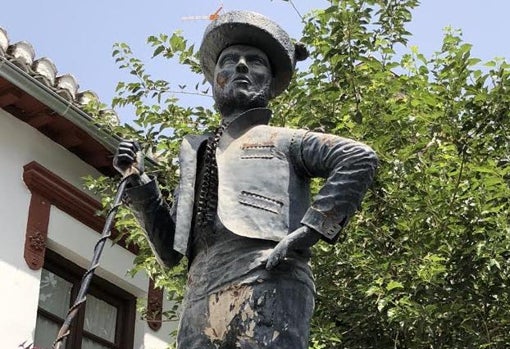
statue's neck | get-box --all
[218,107,272,134]
[220,109,245,124]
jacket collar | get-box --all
[221,108,272,144]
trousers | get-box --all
[176,277,315,349]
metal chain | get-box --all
[195,122,228,227]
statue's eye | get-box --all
[220,55,237,66]
[249,56,268,67]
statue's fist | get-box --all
[113,140,145,178]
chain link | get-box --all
[195,122,228,227]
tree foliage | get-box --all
[86,1,510,347]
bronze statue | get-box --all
[114,10,378,349]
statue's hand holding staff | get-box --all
[113,140,147,184]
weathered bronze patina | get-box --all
[114,10,378,349]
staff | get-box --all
[52,169,137,349]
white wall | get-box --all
[0,108,176,348]
[48,207,176,349]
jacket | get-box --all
[125,108,378,266]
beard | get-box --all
[213,81,272,116]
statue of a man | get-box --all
[114,10,378,349]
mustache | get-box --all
[232,75,251,83]
[213,80,273,115]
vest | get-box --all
[173,108,311,255]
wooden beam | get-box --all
[23,161,139,255]
[24,193,51,270]
[53,129,85,148]
[0,87,21,108]
[26,112,56,128]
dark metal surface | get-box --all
[200,10,297,97]
[116,11,378,348]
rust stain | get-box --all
[216,72,229,89]
[245,319,256,338]
[204,284,255,342]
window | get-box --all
[34,250,135,349]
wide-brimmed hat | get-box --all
[199,10,308,97]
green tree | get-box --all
[86,1,510,347]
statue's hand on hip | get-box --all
[265,226,321,271]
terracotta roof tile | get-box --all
[0,25,119,124]
[0,27,8,55]
[32,57,58,86]
[7,41,36,70]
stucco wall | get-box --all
[0,108,176,348]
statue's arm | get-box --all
[124,179,183,268]
[298,131,379,242]
[113,140,182,268]
[266,131,378,270]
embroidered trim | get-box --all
[239,201,280,214]
[240,155,274,159]
[241,144,275,150]
[238,191,283,214]
[241,144,275,159]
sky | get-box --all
[1,1,510,124]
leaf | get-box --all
[386,280,404,291]
[152,45,165,58]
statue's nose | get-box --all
[236,58,249,73]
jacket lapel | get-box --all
[173,134,208,255]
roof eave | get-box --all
[0,55,120,153]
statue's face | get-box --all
[213,45,273,115]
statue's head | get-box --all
[199,11,308,115]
